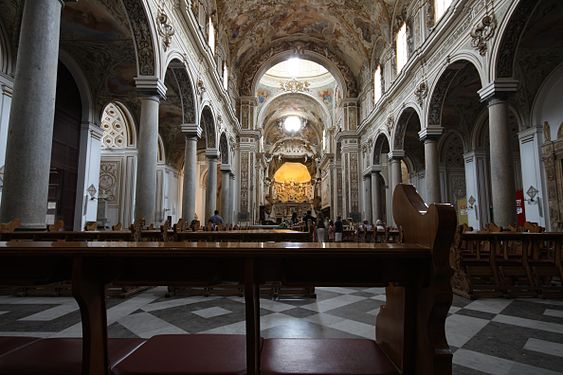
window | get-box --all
[435,0,453,22]
[223,63,229,91]
[373,65,382,104]
[208,18,215,54]
[396,23,408,74]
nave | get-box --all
[1,287,562,375]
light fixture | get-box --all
[467,195,476,210]
[283,115,302,133]
[87,184,97,200]
[526,185,539,203]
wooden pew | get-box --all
[0,184,456,375]
[451,227,563,299]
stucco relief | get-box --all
[240,40,358,97]
[122,0,156,75]
[99,161,121,204]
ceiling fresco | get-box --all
[261,93,326,147]
[217,0,396,83]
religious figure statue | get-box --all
[543,121,551,143]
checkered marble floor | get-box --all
[1,287,562,374]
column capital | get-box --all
[181,123,203,138]
[388,150,405,160]
[205,148,220,159]
[418,127,443,141]
[1,83,13,97]
[135,76,167,99]
[371,165,382,173]
[81,121,104,141]
[229,172,235,179]
[220,164,232,173]
[239,96,258,106]
[478,79,519,103]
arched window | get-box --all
[373,65,382,104]
[101,103,132,149]
[396,23,408,74]
[208,18,215,54]
[435,0,453,22]
[223,63,228,90]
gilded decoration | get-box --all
[272,181,314,203]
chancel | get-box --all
[0,0,562,374]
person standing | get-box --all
[328,220,335,242]
[210,210,224,225]
[334,216,343,242]
[316,215,326,243]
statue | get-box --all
[543,121,551,143]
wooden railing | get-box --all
[0,185,457,375]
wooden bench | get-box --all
[451,227,563,299]
[0,184,456,375]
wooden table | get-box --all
[0,241,432,375]
[174,229,310,242]
[0,229,311,243]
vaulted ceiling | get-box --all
[216,0,398,91]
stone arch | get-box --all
[531,64,563,137]
[59,51,95,124]
[492,0,540,79]
[200,105,217,148]
[372,133,391,165]
[242,44,357,97]
[393,106,420,150]
[219,132,229,164]
[257,91,332,134]
[122,0,158,76]
[426,59,483,128]
[0,18,12,75]
[157,134,166,163]
[165,58,197,124]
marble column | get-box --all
[420,127,442,204]
[0,0,64,227]
[388,151,404,197]
[181,124,202,222]
[220,165,231,224]
[206,149,220,221]
[478,80,518,227]
[133,77,166,226]
[229,172,236,224]
[363,175,372,222]
[371,168,381,222]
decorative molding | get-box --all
[469,14,497,56]
[122,0,156,76]
[386,115,394,133]
[414,81,428,106]
[279,78,310,93]
[156,5,175,51]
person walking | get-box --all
[334,216,343,242]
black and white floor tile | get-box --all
[0,287,562,374]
